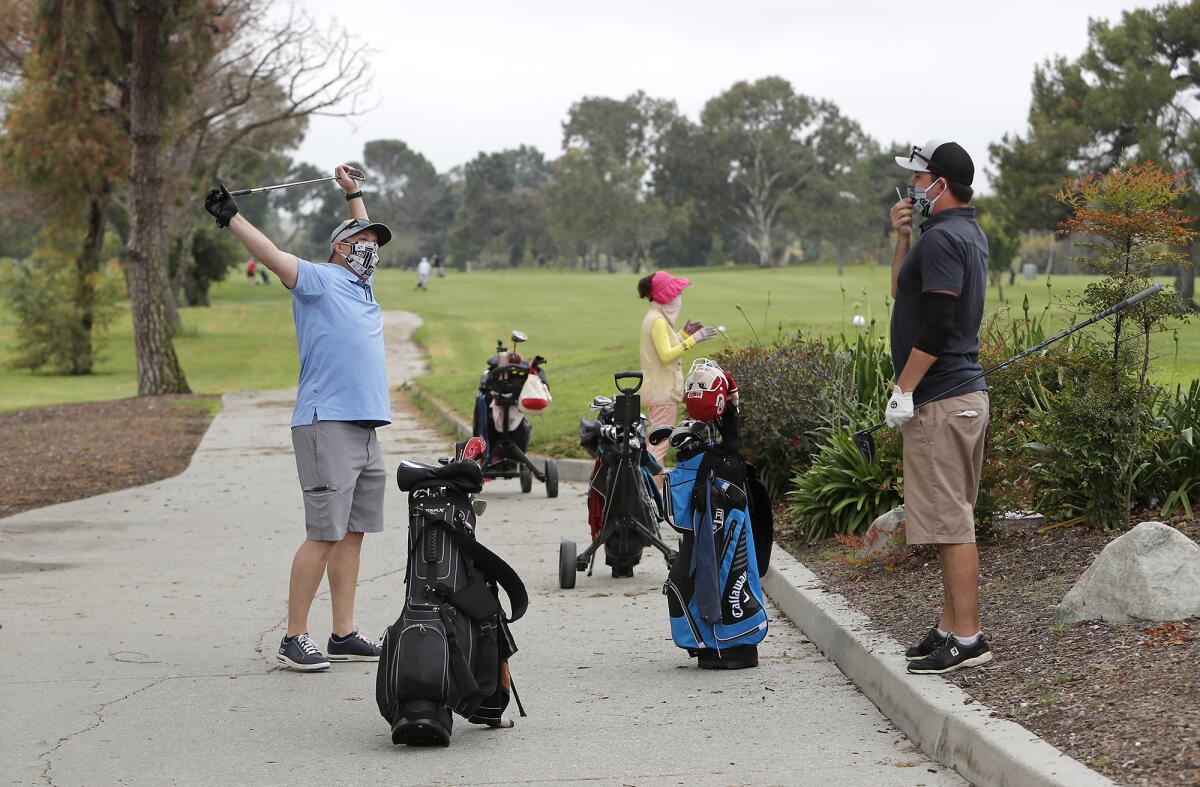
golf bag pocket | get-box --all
[396,620,449,700]
[665,453,703,533]
[443,575,501,622]
[377,616,448,723]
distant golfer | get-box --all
[636,271,717,475]
[887,141,991,674]
[204,165,392,672]
[416,256,432,290]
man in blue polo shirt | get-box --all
[885,141,992,675]
[205,166,391,671]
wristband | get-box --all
[344,190,363,202]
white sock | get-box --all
[953,632,981,647]
[936,627,950,638]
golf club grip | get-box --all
[229,188,251,197]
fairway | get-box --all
[2,265,1194,458]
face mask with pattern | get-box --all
[342,241,379,279]
[906,177,946,219]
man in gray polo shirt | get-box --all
[886,141,992,675]
[205,166,391,671]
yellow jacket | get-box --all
[639,305,697,404]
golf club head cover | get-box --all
[204,184,238,229]
[913,292,957,356]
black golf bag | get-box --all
[472,331,558,497]
[378,451,528,747]
[560,372,676,587]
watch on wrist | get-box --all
[344,190,363,202]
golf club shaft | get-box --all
[229,170,366,198]
[862,283,1164,437]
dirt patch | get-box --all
[0,395,218,518]
[783,515,1200,785]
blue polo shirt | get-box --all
[288,259,391,428]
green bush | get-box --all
[0,244,122,374]
[1137,380,1200,517]
[715,335,844,499]
[1027,340,1146,529]
[786,427,902,543]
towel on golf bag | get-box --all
[377,469,528,738]
[663,448,768,653]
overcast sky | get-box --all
[289,0,1149,189]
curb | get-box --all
[403,383,594,483]
[762,550,1114,787]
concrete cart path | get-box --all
[0,312,960,786]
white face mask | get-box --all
[661,296,682,324]
[907,177,946,219]
[341,241,379,279]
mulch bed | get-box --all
[783,514,1200,786]
[0,395,217,518]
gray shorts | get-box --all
[291,420,386,541]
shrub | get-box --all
[1136,380,1200,517]
[1026,340,1147,529]
[787,427,902,543]
[716,335,844,499]
[0,243,122,374]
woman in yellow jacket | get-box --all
[637,271,717,472]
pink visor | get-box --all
[650,271,691,304]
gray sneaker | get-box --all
[327,630,381,662]
[276,633,331,671]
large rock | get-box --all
[1054,521,1200,624]
[858,505,905,559]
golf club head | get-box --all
[471,499,488,517]
[647,425,673,446]
[590,396,613,411]
[460,436,487,463]
[511,330,527,343]
[852,429,877,464]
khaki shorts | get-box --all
[291,419,386,541]
[900,391,989,545]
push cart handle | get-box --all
[614,371,643,395]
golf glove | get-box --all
[691,327,718,344]
[885,386,914,428]
[204,184,238,228]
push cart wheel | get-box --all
[545,460,559,498]
[519,464,533,493]
[559,540,577,589]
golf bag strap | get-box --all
[444,529,529,623]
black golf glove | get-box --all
[204,184,238,228]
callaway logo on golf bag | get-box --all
[379,456,529,747]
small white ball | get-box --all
[852,315,866,327]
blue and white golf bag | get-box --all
[663,446,771,669]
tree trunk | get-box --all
[70,196,108,374]
[1179,244,1197,310]
[126,3,190,395]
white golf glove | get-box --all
[885,386,914,427]
[691,327,718,344]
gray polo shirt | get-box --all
[889,206,989,402]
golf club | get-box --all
[228,167,366,197]
[852,283,1165,463]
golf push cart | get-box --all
[473,330,559,498]
[560,372,677,587]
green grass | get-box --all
[2,265,1197,465]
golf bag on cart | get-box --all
[472,330,558,497]
[378,438,529,747]
[658,359,773,669]
[560,372,677,587]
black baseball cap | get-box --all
[329,217,392,247]
[895,140,974,186]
